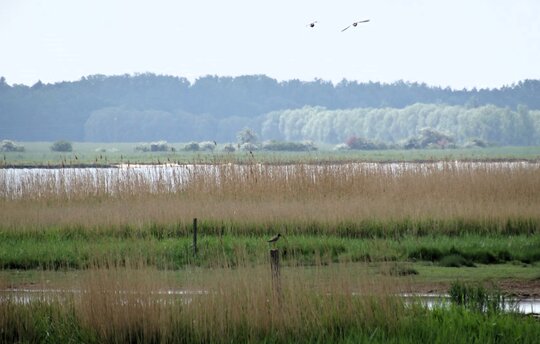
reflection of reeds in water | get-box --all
[1,162,539,234]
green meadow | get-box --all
[2,141,540,166]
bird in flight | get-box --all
[341,19,370,32]
[307,21,318,28]
[267,233,282,244]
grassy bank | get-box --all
[1,233,539,270]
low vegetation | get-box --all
[262,140,317,151]
[0,140,24,152]
[2,264,539,343]
[50,140,73,152]
[135,140,174,152]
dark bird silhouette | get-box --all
[267,233,282,244]
[307,21,317,28]
[341,19,370,32]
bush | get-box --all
[183,142,200,151]
[199,141,217,151]
[262,140,317,152]
[239,142,259,152]
[403,128,455,149]
[222,143,236,152]
[464,138,490,148]
[345,136,387,150]
[0,140,25,152]
[135,141,171,152]
[50,140,72,152]
[236,128,258,145]
[333,143,350,151]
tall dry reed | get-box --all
[1,162,539,234]
[1,260,407,343]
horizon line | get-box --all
[1,72,538,92]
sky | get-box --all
[1,0,539,89]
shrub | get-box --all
[0,139,25,152]
[262,140,317,152]
[199,141,217,151]
[236,128,258,145]
[183,142,200,151]
[464,138,490,148]
[149,141,169,152]
[333,143,350,151]
[95,147,118,153]
[345,136,387,150]
[135,141,171,152]
[239,142,259,152]
[222,143,236,152]
[403,128,455,149]
[50,140,73,152]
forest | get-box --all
[1,74,540,144]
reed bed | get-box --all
[2,263,539,343]
[1,162,539,236]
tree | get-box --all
[50,140,73,152]
[0,140,25,152]
[237,128,258,145]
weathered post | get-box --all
[270,249,282,301]
[193,218,198,256]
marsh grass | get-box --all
[2,263,539,343]
[448,280,517,313]
[1,233,540,270]
[2,159,540,341]
[1,162,539,238]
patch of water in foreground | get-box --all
[1,289,538,315]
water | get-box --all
[1,288,538,314]
[402,293,540,314]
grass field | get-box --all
[2,141,540,166]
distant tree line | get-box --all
[261,104,540,145]
[1,74,539,144]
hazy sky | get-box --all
[1,0,539,89]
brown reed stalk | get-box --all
[1,162,539,233]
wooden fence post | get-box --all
[193,218,198,256]
[270,249,282,300]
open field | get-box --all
[2,159,540,341]
[2,142,540,166]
